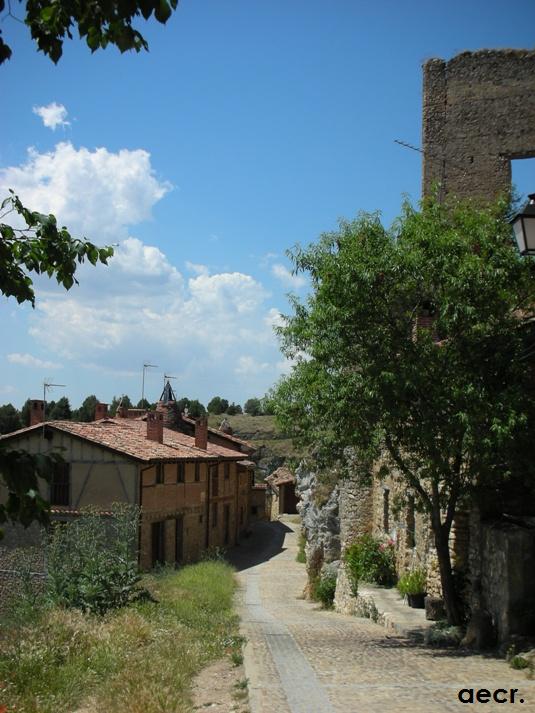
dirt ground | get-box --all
[191,656,249,713]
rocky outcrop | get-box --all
[295,461,340,591]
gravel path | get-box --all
[232,519,535,713]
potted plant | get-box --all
[397,568,427,608]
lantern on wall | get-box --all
[510,193,535,256]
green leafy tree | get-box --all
[207,396,229,414]
[0,404,22,434]
[244,397,262,416]
[0,192,114,306]
[73,394,99,422]
[0,0,179,64]
[226,402,242,415]
[48,396,71,420]
[0,447,63,537]
[20,399,31,427]
[136,398,151,409]
[109,394,133,416]
[273,196,535,625]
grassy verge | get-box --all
[296,532,306,563]
[0,561,240,713]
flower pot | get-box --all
[407,593,426,608]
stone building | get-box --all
[265,466,298,520]
[0,395,257,575]
[321,49,535,642]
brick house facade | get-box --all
[0,397,257,571]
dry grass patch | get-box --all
[0,561,237,713]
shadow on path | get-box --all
[226,520,293,572]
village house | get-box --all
[265,466,298,520]
[0,389,259,571]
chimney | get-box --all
[116,405,128,418]
[147,411,164,443]
[195,416,208,450]
[94,402,108,421]
[30,399,45,426]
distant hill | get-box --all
[207,413,299,478]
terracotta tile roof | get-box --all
[0,419,245,463]
[237,459,256,468]
[181,415,252,449]
[265,466,294,487]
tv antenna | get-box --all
[141,362,158,404]
[43,379,66,422]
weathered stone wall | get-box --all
[334,470,372,614]
[295,462,340,594]
[422,49,535,201]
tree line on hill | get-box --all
[0,392,276,435]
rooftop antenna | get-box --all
[141,362,158,405]
[163,374,177,403]
[43,379,66,424]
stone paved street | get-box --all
[231,519,535,713]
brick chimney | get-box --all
[116,405,128,418]
[147,411,164,443]
[30,399,45,426]
[195,416,208,450]
[94,402,108,421]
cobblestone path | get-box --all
[232,519,535,713]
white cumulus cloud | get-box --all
[7,352,62,370]
[271,263,306,289]
[0,142,171,241]
[33,102,70,130]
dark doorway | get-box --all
[175,516,184,565]
[151,521,165,567]
[224,504,231,545]
[281,484,298,514]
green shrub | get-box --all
[344,534,396,593]
[510,655,530,670]
[397,568,427,596]
[296,533,306,563]
[311,574,337,609]
[46,503,149,615]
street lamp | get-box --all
[510,193,535,256]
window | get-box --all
[406,493,416,549]
[177,462,185,483]
[194,462,200,482]
[151,521,165,567]
[224,462,230,480]
[155,463,164,484]
[383,488,390,533]
[210,464,219,496]
[50,462,70,505]
[212,502,218,528]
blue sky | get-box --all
[1,0,534,410]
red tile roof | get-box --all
[265,466,295,487]
[0,418,245,463]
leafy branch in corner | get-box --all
[0,191,114,306]
[0,0,179,64]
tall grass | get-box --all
[0,561,238,713]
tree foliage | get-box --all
[207,396,229,415]
[72,394,99,422]
[0,193,114,306]
[0,0,179,65]
[244,397,262,416]
[48,396,72,421]
[0,446,64,537]
[273,196,535,624]
[0,404,22,434]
